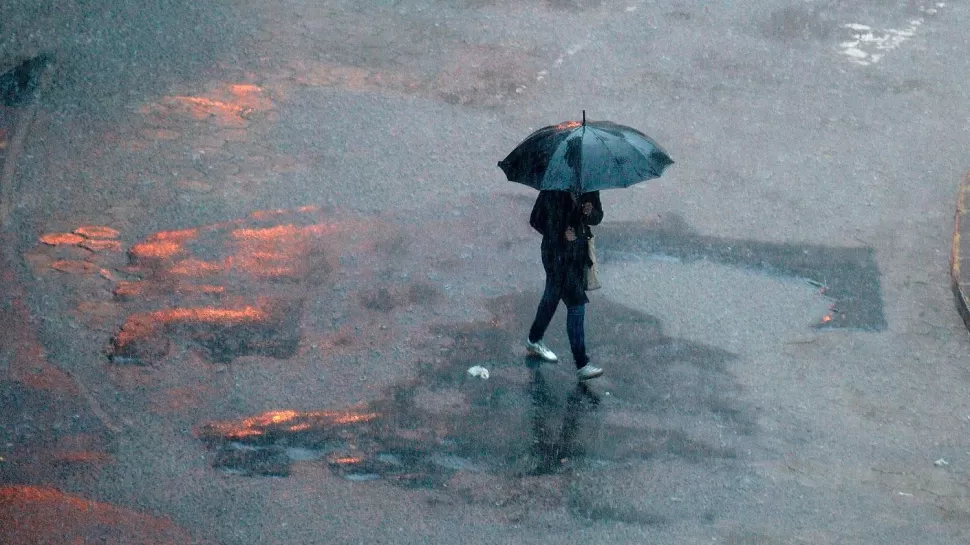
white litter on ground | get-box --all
[467,365,490,379]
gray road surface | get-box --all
[2,1,970,544]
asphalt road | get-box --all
[2,1,970,544]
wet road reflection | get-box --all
[195,292,748,524]
[24,206,368,365]
[10,195,859,529]
[111,297,304,364]
[0,485,213,545]
[138,83,276,129]
[529,374,601,476]
[596,216,885,330]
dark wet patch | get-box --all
[103,207,361,364]
[664,10,692,21]
[212,445,290,477]
[110,297,303,365]
[0,56,50,107]
[0,380,112,487]
[569,499,668,526]
[360,287,399,312]
[196,292,748,524]
[408,281,442,306]
[359,281,442,312]
[545,0,603,11]
[762,6,834,42]
[0,381,103,447]
[374,234,410,258]
[595,218,885,330]
[195,299,304,363]
[0,57,51,225]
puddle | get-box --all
[98,210,883,368]
[595,218,885,330]
[196,292,749,523]
[72,206,375,365]
[110,297,304,364]
[15,199,867,526]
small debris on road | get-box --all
[467,365,489,379]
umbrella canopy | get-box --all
[498,112,674,193]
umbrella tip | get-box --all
[582,110,586,125]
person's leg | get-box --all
[528,274,561,344]
[566,304,588,368]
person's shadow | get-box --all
[527,362,601,475]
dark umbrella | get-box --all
[497,111,674,193]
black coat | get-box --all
[529,191,604,306]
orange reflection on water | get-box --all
[168,96,243,120]
[157,306,266,325]
[113,305,267,348]
[330,456,364,465]
[3,485,93,511]
[200,409,380,441]
[53,450,113,465]
[149,228,199,242]
[196,285,226,294]
[143,83,274,127]
[114,281,146,300]
[248,209,287,220]
[233,223,330,241]
[113,313,159,348]
[267,410,299,423]
[228,84,263,97]
[129,241,187,260]
[74,225,120,239]
[39,233,85,246]
[820,315,833,324]
[51,260,97,274]
[0,485,208,545]
[129,228,198,261]
[81,239,122,252]
[169,258,224,277]
[40,225,121,250]
[230,223,332,279]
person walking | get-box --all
[525,189,604,380]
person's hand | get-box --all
[564,227,577,242]
[582,202,593,216]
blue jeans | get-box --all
[528,275,589,368]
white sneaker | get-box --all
[577,364,603,381]
[526,339,558,362]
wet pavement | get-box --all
[195,292,745,497]
[3,1,970,544]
